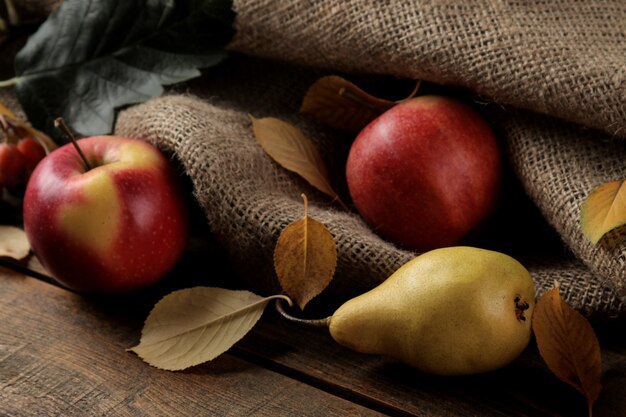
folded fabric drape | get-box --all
[115,51,625,319]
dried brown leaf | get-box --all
[0,225,30,260]
[580,180,626,245]
[532,283,602,416]
[251,115,340,202]
[274,194,337,309]
[300,75,419,132]
[129,286,291,371]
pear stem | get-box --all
[275,299,331,328]
[54,118,92,171]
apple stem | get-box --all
[274,298,331,329]
[54,118,92,171]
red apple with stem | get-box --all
[346,95,502,252]
[23,119,189,292]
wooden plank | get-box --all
[233,301,626,417]
[2,223,625,416]
[0,267,385,417]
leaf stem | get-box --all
[396,80,422,103]
[301,193,309,217]
[0,77,18,88]
[338,87,391,112]
[274,298,331,328]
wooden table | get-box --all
[1,226,626,417]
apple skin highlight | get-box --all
[346,96,502,252]
[23,136,189,293]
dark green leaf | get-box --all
[14,0,234,141]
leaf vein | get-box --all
[139,295,288,347]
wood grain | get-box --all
[1,226,625,417]
[233,302,626,417]
[0,267,383,417]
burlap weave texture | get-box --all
[499,109,626,301]
[229,0,626,138]
[225,0,626,313]
[0,0,622,318]
[115,55,625,319]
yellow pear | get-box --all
[329,246,535,375]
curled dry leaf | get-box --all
[532,282,602,417]
[251,115,341,203]
[274,194,337,310]
[0,99,57,153]
[580,180,626,245]
[129,287,290,371]
[300,75,419,132]
[0,225,30,260]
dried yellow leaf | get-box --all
[274,194,337,309]
[251,115,340,202]
[580,180,626,244]
[0,225,30,260]
[532,283,602,417]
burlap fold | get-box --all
[222,0,626,315]
[229,0,626,138]
[115,55,625,319]
[498,109,626,301]
[0,0,621,318]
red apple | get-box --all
[23,136,189,292]
[345,95,502,251]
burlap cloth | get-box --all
[66,0,626,319]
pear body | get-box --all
[329,246,535,375]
